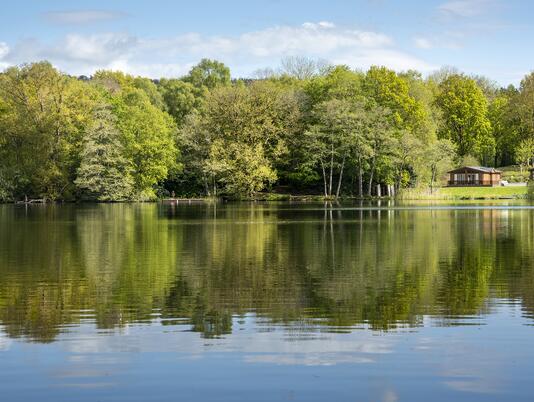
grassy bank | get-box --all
[399,186,529,200]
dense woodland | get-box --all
[1,57,534,201]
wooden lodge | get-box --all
[447,166,502,187]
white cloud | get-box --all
[56,33,137,64]
[0,42,9,70]
[0,22,434,77]
[414,37,433,49]
[43,10,126,24]
[0,42,9,59]
[438,0,495,18]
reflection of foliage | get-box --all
[0,204,533,343]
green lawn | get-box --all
[437,186,528,199]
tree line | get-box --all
[1,58,534,201]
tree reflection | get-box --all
[0,203,533,342]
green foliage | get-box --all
[113,87,179,200]
[514,72,534,138]
[75,106,134,201]
[489,93,517,166]
[304,66,364,105]
[435,74,494,163]
[180,81,301,197]
[207,141,277,197]
[185,58,231,89]
[0,62,97,200]
[422,139,457,192]
[363,66,429,138]
[1,59,534,201]
[515,138,534,168]
[158,79,204,125]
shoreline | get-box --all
[3,187,531,205]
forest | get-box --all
[0,57,533,201]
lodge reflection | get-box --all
[0,203,533,343]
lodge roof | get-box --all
[448,166,502,174]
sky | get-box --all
[0,0,533,85]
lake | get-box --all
[1,202,533,401]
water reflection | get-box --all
[1,202,533,343]
[2,203,534,401]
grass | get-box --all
[399,185,529,200]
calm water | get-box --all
[1,202,534,401]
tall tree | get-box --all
[515,138,534,172]
[158,79,204,126]
[180,81,301,196]
[435,74,494,164]
[0,62,96,200]
[363,66,428,139]
[305,100,353,198]
[185,59,231,90]
[75,106,133,201]
[513,72,534,144]
[114,88,179,199]
[424,139,457,193]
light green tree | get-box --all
[424,139,457,193]
[75,106,134,201]
[114,88,179,200]
[435,74,494,163]
[185,59,231,89]
[180,82,301,197]
[515,138,534,172]
[305,99,354,198]
[0,62,96,200]
[158,79,204,125]
[207,140,277,197]
[393,133,424,191]
[363,66,428,138]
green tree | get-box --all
[424,139,457,193]
[435,74,494,164]
[305,100,353,198]
[364,105,397,196]
[305,65,364,106]
[512,72,534,146]
[185,59,231,89]
[180,82,301,197]
[515,138,534,172]
[363,66,428,139]
[0,62,96,200]
[158,78,204,125]
[207,140,277,197]
[393,133,423,191]
[75,106,134,201]
[489,91,517,166]
[114,88,179,199]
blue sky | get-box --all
[0,0,532,85]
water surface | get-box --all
[1,202,533,401]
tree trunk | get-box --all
[430,167,436,194]
[358,161,363,198]
[328,143,334,197]
[321,161,328,197]
[367,158,376,197]
[335,156,346,199]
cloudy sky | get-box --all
[0,0,532,85]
